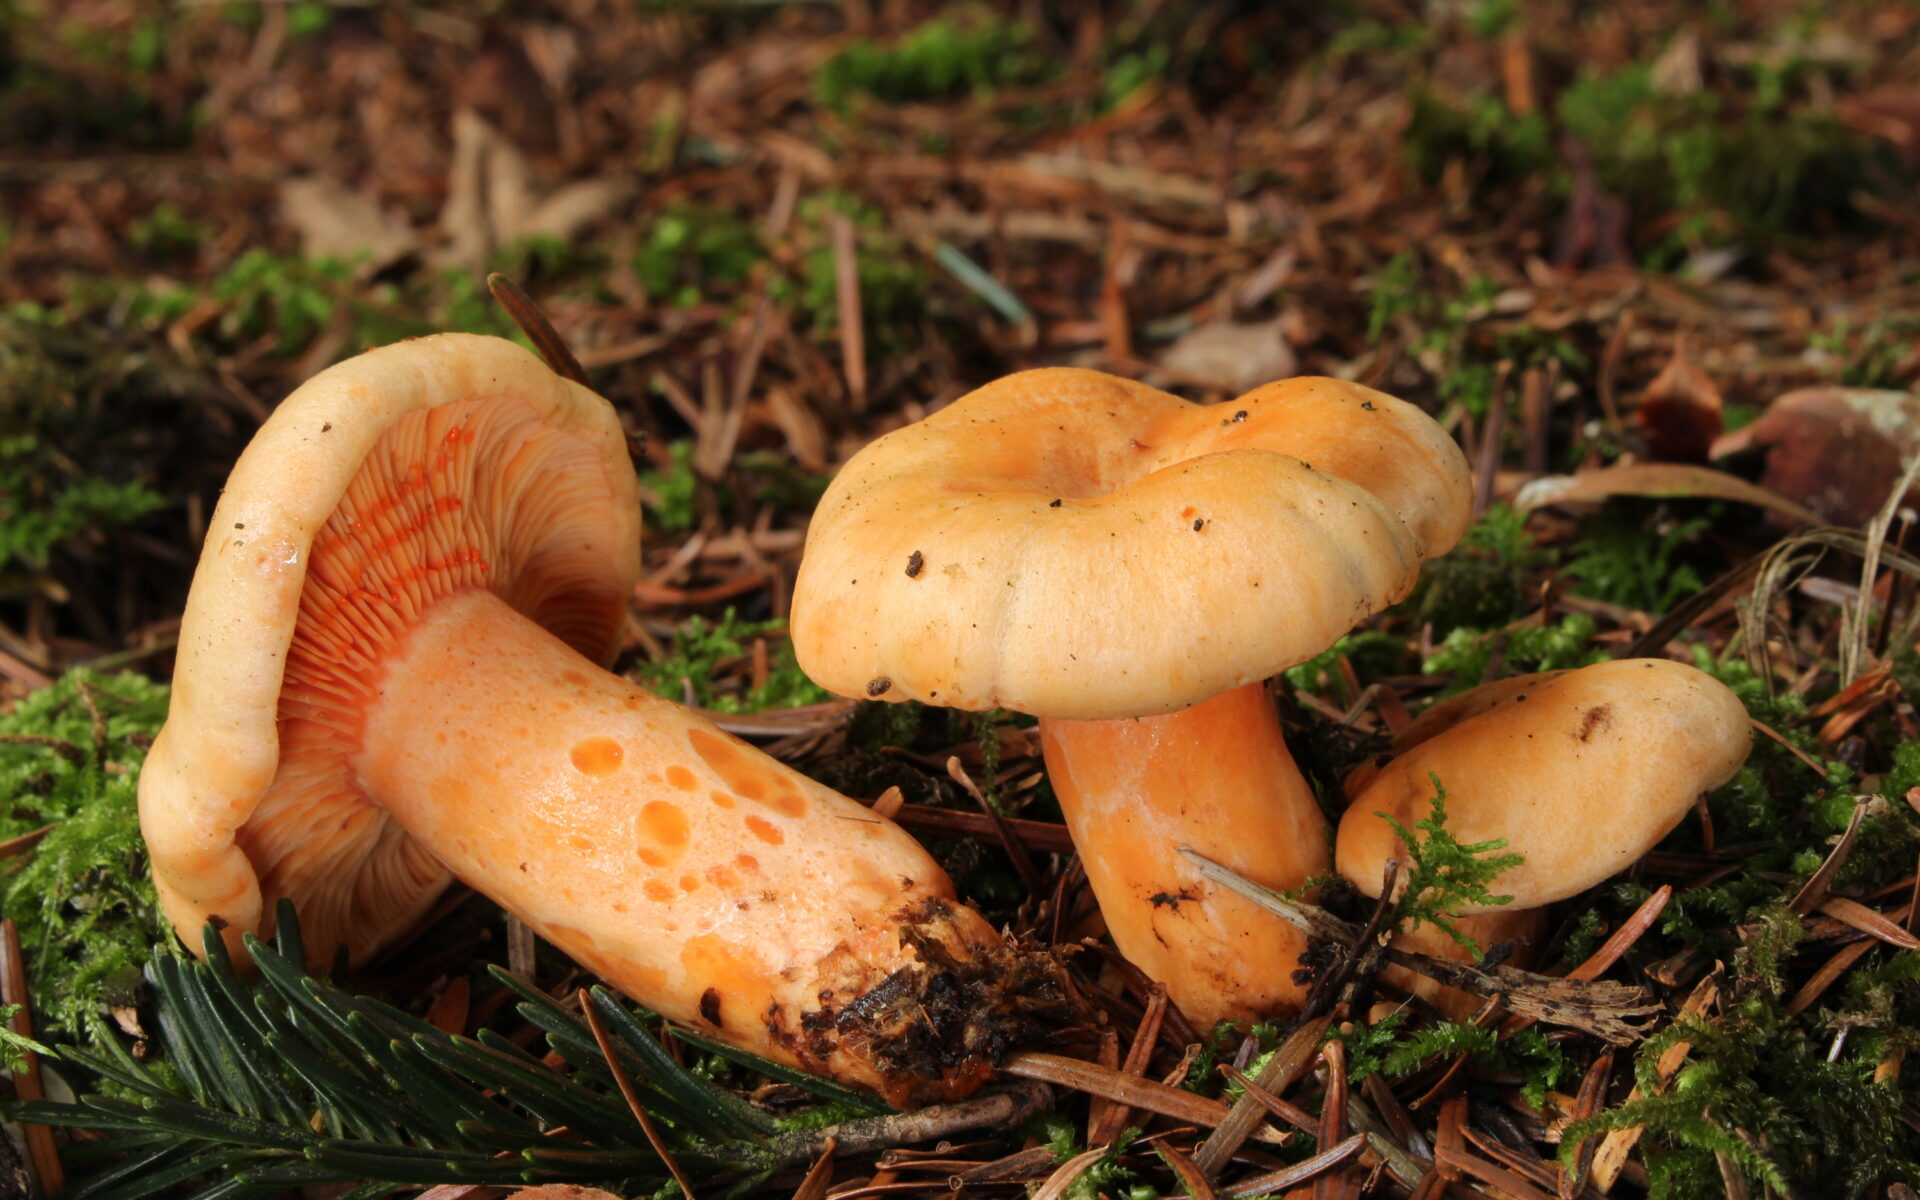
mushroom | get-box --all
[1336,658,1751,1016]
[138,334,1057,1104]
[790,368,1472,1027]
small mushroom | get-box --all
[791,367,1471,1027]
[1338,658,1752,909]
[1336,658,1752,1015]
[138,334,1055,1104]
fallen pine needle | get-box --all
[1002,1052,1288,1145]
[1192,1016,1330,1172]
[790,1136,838,1200]
[1223,1134,1368,1198]
[1029,1147,1110,1200]
[583,995,699,1200]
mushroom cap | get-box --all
[1336,659,1751,911]
[791,369,1471,719]
[139,334,640,966]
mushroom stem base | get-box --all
[1038,682,1330,1029]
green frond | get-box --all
[1381,776,1525,950]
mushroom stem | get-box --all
[354,588,1052,1103]
[1036,682,1330,1029]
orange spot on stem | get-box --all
[570,737,624,775]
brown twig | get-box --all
[1,919,62,1194]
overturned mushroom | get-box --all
[791,368,1471,1027]
[1337,658,1752,1016]
[138,335,1060,1104]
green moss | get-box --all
[630,610,828,714]
[1378,779,1524,950]
[815,13,1053,112]
[1399,503,1552,632]
[638,440,702,533]
[1556,61,1885,254]
[1569,1004,1920,1197]
[0,670,170,1044]
[1423,613,1607,695]
[126,202,208,261]
[1810,313,1920,389]
[0,435,163,571]
[207,248,356,356]
[776,191,929,352]
[1284,631,1414,701]
[1403,86,1553,186]
[1342,1016,1568,1109]
[1562,504,1710,614]
[632,204,763,309]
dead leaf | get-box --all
[1515,462,1824,526]
[277,177,417,272]
[109,1005,146,1040]
[1713,387,1920,527]
[436,109,632,272]
[1637,339,1723,463]
[1650,29,1704,95]
[1155,318,1297,393]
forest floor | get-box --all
[2,2,1920,1197]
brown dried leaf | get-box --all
[1713,387,1920,528]
[1515,462,1823,526]
[277,177,417,271]
[1156,318,1298,394]
[436,109,631,272]
[1637,341,1723,463]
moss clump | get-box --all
[814,13,1053,112]
[0,670,170,1043]
[632,203,764,309]
[1422,612,1608,696]
[629,610,829,714]
[1399,503,1552,632]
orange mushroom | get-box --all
[1337,658,1751,1017]
[138,335,1058,1104]
[791,368,1471,1028]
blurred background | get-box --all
[0,0,1914,689]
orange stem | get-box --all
[1039,682,1329,1028]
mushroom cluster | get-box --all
[791,366,1755,1029]
[138,334,1061,1105]
[790,367,1472,1028]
